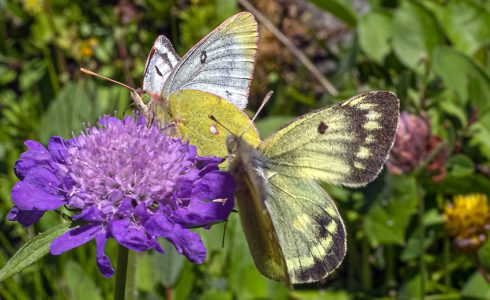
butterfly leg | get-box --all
[130,91,149,117]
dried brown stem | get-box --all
[238,0,338,96]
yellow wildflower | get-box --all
[444,193,490,253]
[78,38,98,59]
[22,0,43,15]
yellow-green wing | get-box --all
[169,89,260,158]
[228,135,346,285]
[228,137,289,284]
[259,91,399,187]
[266,173,346,284]
[163,12,258,110]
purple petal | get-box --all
[195,156,224,174]
[174,171,235,227]
[95,234,114,278]
[50,223,102,255]
[24,167,61,194]
[48,136,70,163]
[7,206,45,227]
[73,206,105,221]
[11,181,64,211]
[14,141,51,179]
[98,116,121,127]
[110,218,155,252]
[145,213,206,264]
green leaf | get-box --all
[446,154,474,177]
[440,101,468,128]
[364,175,419,246]
[135,253,156,292]
[400,227,435,261]
[309,0,357,27]
[226,217,287,300]
[198,290,233,300]
[64,260,103,300]
[358,11,392,64]
[255,116,294,139]
[0,65,16,85]
[392,1,444,73]
[432,47,490,110]
[439,0,490,55]
[154,239,184,288]
[290,289,352,300]
[173,260,197,300]
[39,80,129,142]
[469,110,490,160]
[461,271,490,299]
[428,174,490,195]
[399,274,422,299]
[0,222,71,282]
[478,239,490,272]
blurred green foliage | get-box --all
[1,0,490,299]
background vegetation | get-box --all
[1,0,490,299]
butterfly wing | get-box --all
[162,12,258,110]
[259,91,399,187]
[266,174,346,284]
[169,90,260,159]
[229,137,346,285]
[142,35,180,95]
[228,137,289,284]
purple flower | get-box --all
[9,116,235,277]
[386,112,448,181]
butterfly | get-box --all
[226,91,400,285]
[141,11,258,110]
[131,12,260,157]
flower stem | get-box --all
[444,235,451,287]
[474,254,490,286]
[114,245,129,300]
[417,182,426,300]
[126,251,137,300]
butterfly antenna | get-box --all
[209,115,234,135]
[80,68,136,92]
[221,220,228,248]
[240,90,273,137]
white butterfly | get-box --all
[142,12,258,110]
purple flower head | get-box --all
[9,115,235,277]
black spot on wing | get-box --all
[318,122,328,134]
[154,65,163,77]
[200,51,207,64]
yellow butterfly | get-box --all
[227,91,400,285]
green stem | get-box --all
[418,182,426,300]
[474,254,490,286]
[126,251,137,300]
[386,245,395,290]
[361,238,372,291]
[114,246,129,300]
[443,235,451,287]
